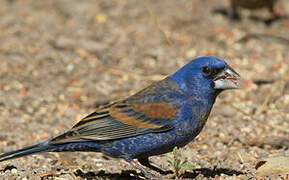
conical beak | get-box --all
[213,67,241,90]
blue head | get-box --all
[170,56,240,98]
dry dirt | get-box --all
[0,0,288,179]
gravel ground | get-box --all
[0,0,288,179]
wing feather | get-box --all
[50,78,183,144]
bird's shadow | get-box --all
[74,169,144,180]
[74,167,244,179]
[248,15,289,26]
[183,167,244,178]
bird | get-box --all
[0,56,241,178]
[229,0,279,20]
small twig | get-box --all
[253,78,277,86]
[145,5,173,46]
[38,171,55,178]
[257,72,286,114]
[237,152,244,164]
[257,84,276,114]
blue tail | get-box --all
[0,142,53,162]
[0,141,101,162]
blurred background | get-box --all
[0,0,288,179]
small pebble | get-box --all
[11,168,17,174]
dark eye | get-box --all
[202,66,213,75]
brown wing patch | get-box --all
[109,106,162,129]
[132,104,177,119]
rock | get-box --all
[256,156,289,176]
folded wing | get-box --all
[50,78,183,144]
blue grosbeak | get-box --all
[0,57,240,178]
